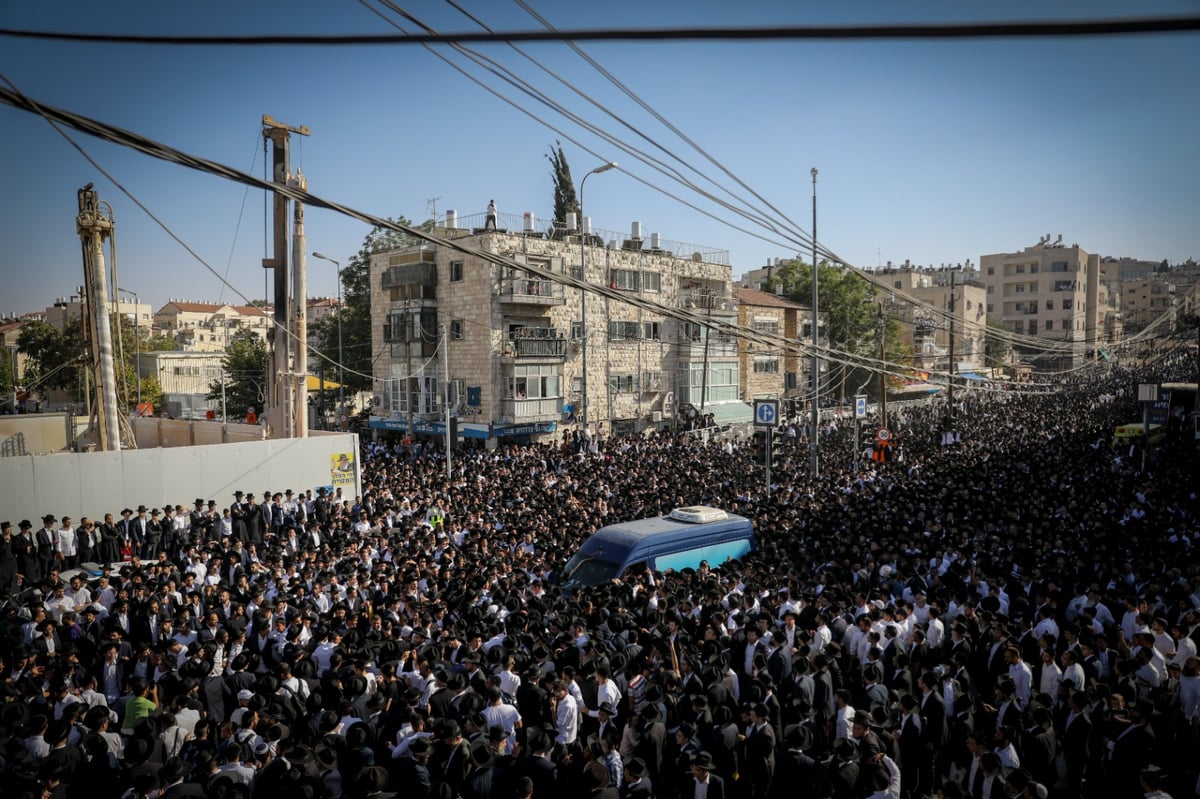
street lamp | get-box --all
[810,167,819,476]
[578,161,618,429]
[311,251,344,429]
[6,343,17,414]
[117,287,140,412]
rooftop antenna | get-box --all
[426,197,442,225]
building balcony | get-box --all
[500,330,569,359]
[501,397,562,420]
[382,262,437,289]
[499,277,565,306]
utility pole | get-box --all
[291,169,308,437]
[946,269,956,435]
[76,185,122,451]
[699,289,715,413]
[441,324,452,480]
[878,301,888,431]
[406,299,415,442]
[578,161,618,431]
[262,115,309,439]
[810,167,820,476]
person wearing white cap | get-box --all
[230,688,255,726]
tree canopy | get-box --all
[308,217,433,403]
[208,327,267,419]
[546,141,578,228]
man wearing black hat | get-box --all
[0,521,18,592]
[688,751,728,799]
[14,519,39,584]
[159,756,206,799]
[37,513,57,579]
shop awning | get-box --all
[306,375,341,390]
[958,372,985,381]
[704,401,754,426]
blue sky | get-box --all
[1,1,1197,317]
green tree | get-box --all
[17,319,85,396]
[764,259,877,349]
[546,141,578,230]
[984,320,1013,367]
[309,217,433,401]
[208,328,268,419]
[143,333,179,352]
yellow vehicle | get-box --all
[1113,422,1166,448]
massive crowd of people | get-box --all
[0,345,1197,799]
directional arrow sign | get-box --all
[754,399,779,427]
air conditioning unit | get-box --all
[669,506,729,523]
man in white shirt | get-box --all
[1006,646,1033,710]
[553,679,579,745]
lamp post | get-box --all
[117,287,140,411]
[311,251,344,430]
[578,161,618,430]
[810,167,819,476]
[6,344,16,414]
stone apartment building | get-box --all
[980,238,1120,369]
[878,267,988,374]
[44,294,153,331]
[154,301,273,351]
[1121,278,1176,331]
[732,286,810,409]
[367,215,746,443]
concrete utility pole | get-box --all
[76,184,121,451]
[946,268,956,434]
[810,167,820,476]
[291,169,308,437]
[262,114,309,439]
[578,160,617,430]
[441,323,452,480]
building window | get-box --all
[506,364,560,400]
[643,321,661,341]
[1030,263,1039,274]
[1062,298,1073,311]
[450,320,465,340]
[751,318,780,337]
[571,320,583,340]
[1044,320,1053,331]
[643,371,662,391]
[1029,320,1038,335]
[987,285,994,294]
[1013,321,1024,334]
[1015,264,1025,274]
[987,266,995,276]
[1046,300,1054,311]
[987,303,993,313]
[571,376,583,396]
[1029,281,1038,294]
[610,269,639,291]
[608,320,641,341]
[642,271,661,292]
[608,373,639,393]
[894,281,902,289]
[753,357,780,374]
[449,261,463,282]
[1050,260,1069,273]
[1015,284,1025,293]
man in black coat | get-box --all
[0,522,18,593]
[1060,691,1091,796]
[686,751,728,799]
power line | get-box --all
[3,16,1199,46]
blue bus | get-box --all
[560,506,754,591]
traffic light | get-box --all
[752,430,769,467]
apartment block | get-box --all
[367,217,745,443]
[980,238,1112,368]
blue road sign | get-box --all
[754,399,779,427]
[855,395,867,419]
